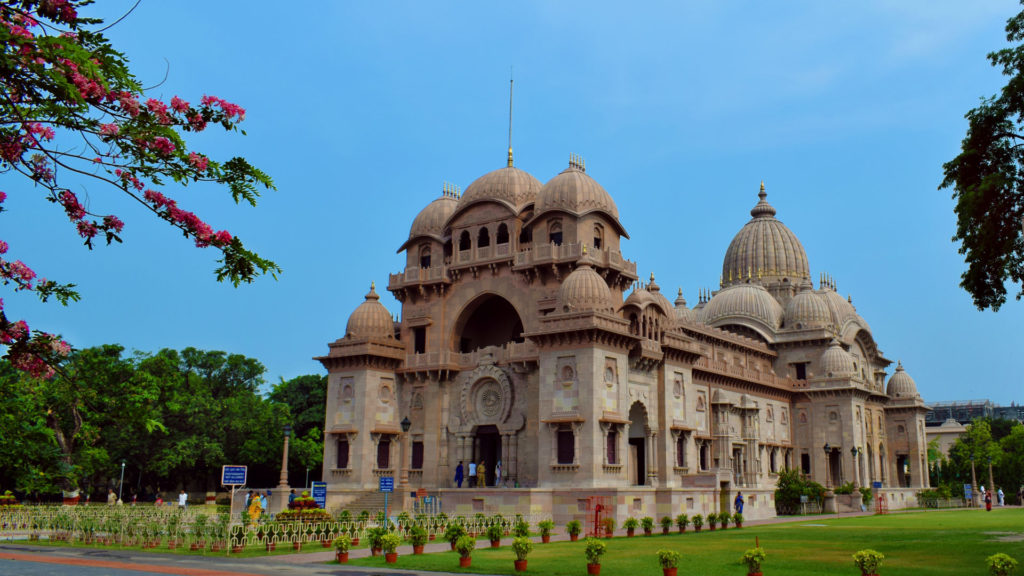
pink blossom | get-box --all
[0,191,7,203]
[188,152,209,172]
[0,240,7,255]
[144,189,174,209]
[151,137,175,155]
[189,114,207,131]
[171,96,190,113]
[9,260,35,283]
[1,320,29,343]
[59,190,86,220]
[212,230,232,246]
[99,123,119,136]
[76,221,98,239]
[102,214,124,233]
[118,93,140,117]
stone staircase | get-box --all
[341,490,394,515]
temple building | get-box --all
[316,152,931,520]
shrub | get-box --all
[860,487,873,505]
[675,514,688,529]
[512,518,530,537]
[584,537,607,564]
[623,517,639,530]
[692,514,704,529]
[775,468,826,513]
[538,519,555,536]
[566,519,582,536]
[733,512,744,526]
[455,535,475,558]
[380,533,401,554]
[660,516,673,529]
[853,549,885,575]
[443,523,466,544]
[706,512,718,527]
[602,516,616,535]
[719,512,730,528]
[657,549,681,569]
[486,523,504,542]
[366,526,387,550]
[834,481,856,495]
[987,553,1018,576]
[742,547,767,573]
[640,516,655,532]
[407,525,427,546]
[332,534,351,552]
[512,536,533,561]
[337,509,352,522]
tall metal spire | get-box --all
[507,67,514,167]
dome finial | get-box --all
[507,67,514,167]
[759,180,766,200]
[750,181,777,218]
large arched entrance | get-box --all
[454,294,524,353]
[473,424,501,487]
[628,402,648,486]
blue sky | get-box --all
[4,1,1021,404]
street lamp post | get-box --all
[118,461,125,502]
[275,424,292,512]
[987,455,994,502]
[399,416,412,512]
[823,443,832,489]
[850,447,861,488]
[305,467,310,490]
[970,452,978,507]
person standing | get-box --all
[107,489,116,506]
[477,460,486,488]
[985,489,993,511]
[495,460,502,487]
[997,487,1005,506]
[468,461,477,488]
[734,492,744,514]
[454,461,464,488]
[288,489,297,506]
[177,489,187,509]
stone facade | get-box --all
[316,156,930,522]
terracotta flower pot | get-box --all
[371,547,381,556]
[385,552,398,563]
[627,528,635,537]
[231,545,244,553]
[336,551,349,563]
[459,556,472,568]
[694,527,701,533]
[351,537,359,546]
[644,529,652,536]
[265,542,275,551]
[736,522,743,529]
[747,572,763,576]
[429,534,436,540]
[678,527,686,533]
[662,527,670,535]
[570,533,579,542]
[542,534,551,543]
[491,539,501,548]
[515,559,528,571]
[709,526,716,531]
[190,543,200,551]
[413,545,424,554]
[587,562,602,575]
[663,568,677,576]
[292,541,301,551]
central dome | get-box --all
[722,183,810,287]
[534,160,628,237]
[455,165,541,215]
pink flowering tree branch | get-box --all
[0,0,278,379]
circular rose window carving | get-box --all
[475,379,503,418]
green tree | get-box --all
[941,1,1024,310]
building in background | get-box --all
[317,153,931,520]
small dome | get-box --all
[674,287,695,323]
[345,283,394,340]
[534,159,628,237]
[819,339,856,378]
[646,274,674,315]
[702,283,784,332]
[820,288,859,330]
[559,259,614,312]
[623,285,655,310]
[456,166,541,215]
[722,183,810,287]
[784,283,831,329]
[886,361,919,398]
[399,186,459,252]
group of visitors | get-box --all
[980,485,1009,511]
[244,490,271,523]
[453,459,503,488]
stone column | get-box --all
[509,433,518,485]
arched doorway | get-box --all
[454,294,525,353]
[474,424,501,487]
[628,402,648,486]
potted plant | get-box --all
[513,518,530,538]
[381,532,401,564]
[444,522,466,550]
[585,537,607,575]
[987,553,1018,576]
[641,516,655,536]
[512,536,533,572]
[706,512,718,531]
[741,547,767,576]
[567,519,582,542]
[408,525,427,554]
[623,517,639,537]
[692,514,704,532]
[853,549,884,576]
[660,516,672,535]
[658,549,682,576]
[602,516,616,538]
[455,534,475,568]
[733,512,744,529]
[333,534,351,563]
[720,512,730,529]
[675,514,688,533]
[539,519,555,543]
[487,523,504,548]
[366,526,386,556]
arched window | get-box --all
[548,220,562,246]
[419,245,431,268]
[496,223,509,244]
[519,225,532,244]
[478,227,490,248]
[607,429,618,465]
[459,230,471,251]
[593,224,604,250]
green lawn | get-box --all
[348,509,1024,575]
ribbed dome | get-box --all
[819,339,856,378]
[345,283,394,339]
[722,183,810,287]
[887,361,919,398]
[623,286,654,310]
[674,288,695,323]
[785,284,831,329]
[409,189,457,241]
[646,275,674,315]
[820,288,858,330]
[456,166,541,214]
[536,164,620,220]
[559,260,614,312]
[702,283,784,331]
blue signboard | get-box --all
[379,476,394,493]
[871,481,882,489]
[964,484,973,500]
[221,465,247,486]
[311,481,327,509]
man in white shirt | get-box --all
[178,490,187,508]
[468,461,477,488]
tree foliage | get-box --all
[0,0,277,378]
[941,1,1024,310]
